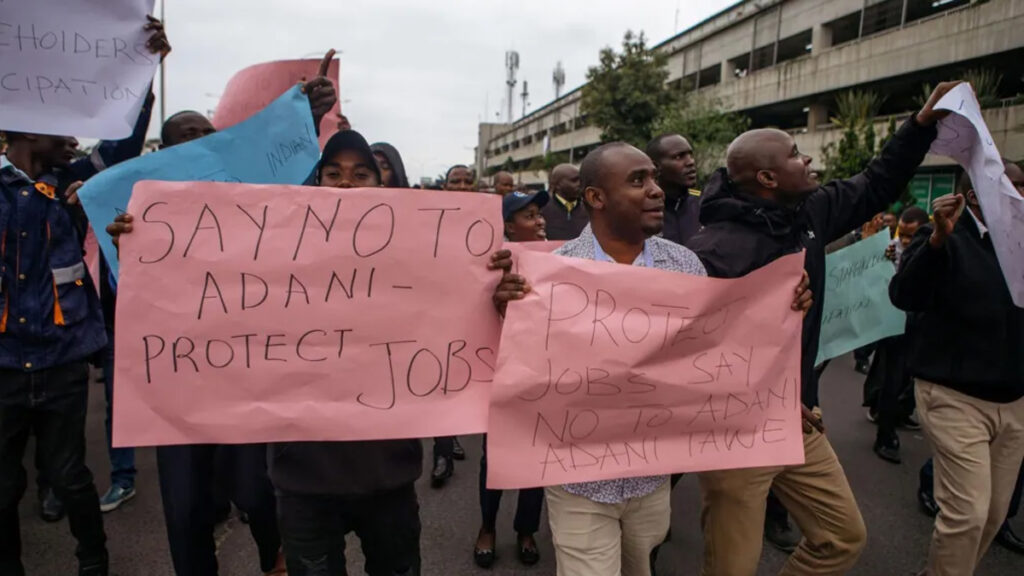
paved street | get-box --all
[17,355,1023,575]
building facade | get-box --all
[477,0,1024,210]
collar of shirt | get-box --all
[966,206,988,239]
[0,155,33,183]
[554,193,578,212]
[593,235,654,267]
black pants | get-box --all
[433,437,453,460]
[479,436,542,533]
[865,336,913,437]
[0,362,107,575]
[277,483,421,576]
[854,342,876,366]
[156,444,280,575]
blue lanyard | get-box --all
[593,236,654,268]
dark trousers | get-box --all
[156,444,280,575]
[277,483,421,576]
[854,343,876,366]
[433,437,453,460]
[479,436,542,533]
[102,330,135,489]
[0,362,107,575]
[863,336,914,421]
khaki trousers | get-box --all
[698,428,866,576]
[916,379,1024,576]
[545,481,670,576]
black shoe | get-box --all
[855,360,870,375]
[452,437,466,461]
[39,489,65,523]
[898,412,922,431]
[764,517,800,553]
[517,533,540,566]
[431,456,453,488]
[474,528,497,568]
[996,522,1024,555]
[918,489,939,518]
[78,553,109,576]
[873,432,901,464]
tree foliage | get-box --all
[821,90,884,182]
[654,94,751,183]
[581,31,671,147]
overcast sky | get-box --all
[155,0,737,182]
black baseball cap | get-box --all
[502,190,550,221]
[317,130,382,183]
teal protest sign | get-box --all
[816,232,906,365]
[78,85,319,277]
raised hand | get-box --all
[929,193,965,247]
[144,15,172,61]
[916,81,963,127]
[301,50,338,130]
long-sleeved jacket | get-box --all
[890,217,1023,403]
[686,117,937,408]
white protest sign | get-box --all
[0,0,158,139]
[930,83,1024,308]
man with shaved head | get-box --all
[686,82,962,575]
[493,142,811,576]
[492,171,516,196]
[540,163,588,240]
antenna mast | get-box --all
[505,51,519,123]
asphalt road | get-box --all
[17,356,1023,575]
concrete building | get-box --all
[476,0,1024,210]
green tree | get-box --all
[654,94,751,183]
[581,30,672,147]
[821,90,884,182]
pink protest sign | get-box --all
[213,58,341,147]
[486,250,806,489]
[113,181,503,447]
[514,240,565,253]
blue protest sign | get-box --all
[79,85,319,277]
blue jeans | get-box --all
[104,330,136,489]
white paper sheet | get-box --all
[931,83,1024,308]
[0,0,158,139]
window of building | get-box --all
[680,72,698,93]
[905,0,970,24]
[776,29,812,65]
[523,135,533,145]
[750,44,775,72]
[697,64,721,88]
[826,11,861,46]
[728,53,751,78]
[862,0,904,37]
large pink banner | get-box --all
[213,58,341,148]
[113,181,502,447]
[486,250,806,489]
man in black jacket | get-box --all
[540,163,588,240]
[685,81,959,575]
[646,134,702,245]
[890,161,1024,576]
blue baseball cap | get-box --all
[502,190,550,221]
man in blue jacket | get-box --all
[0,17,168,576]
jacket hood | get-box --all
[699,167,801,238]
[370,142,410,188]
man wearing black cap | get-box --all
[472,189,550,569]
[108,130,422,575]
[269,130,424,575]
[503,190,549,242]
